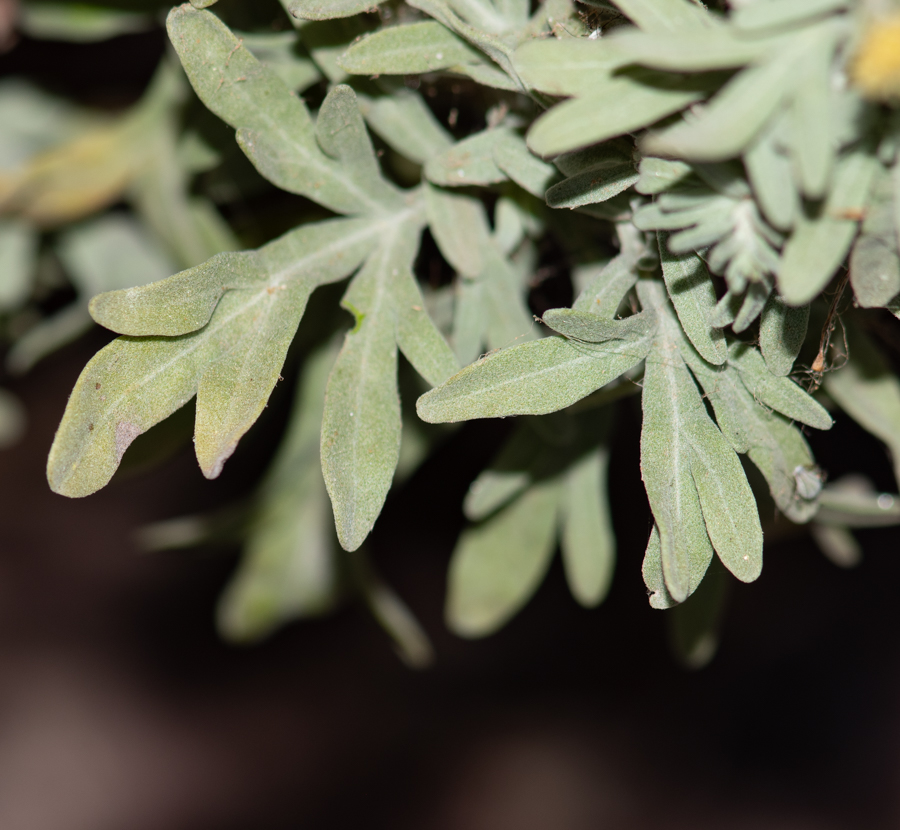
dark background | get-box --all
[3,13,900,830]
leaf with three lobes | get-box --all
[446,477,561,638]
[167,7,403,216]
[778,147,878,305]
[218,342,340,643]
[47,215,382,498]
[321,215,459,552]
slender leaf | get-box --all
[825,323,900,488]
[545,163,639,209]
[424,127,510,187]
[729,343,833,430]
[168,9,401,216]
[561,441,615,607]
[642,47,799,161]
[759,295,810,377]
[446,478,562,637]
[358,88,453,166]
[779,147,878,305]
[528,74,703,158]
[338,21,481,74]
[658,236,725,365]
[217,343,339,642]
[417,329,653,423]
[290,0,386,20]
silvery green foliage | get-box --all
[43,0,900,662]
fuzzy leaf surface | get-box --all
[446,478,561,637]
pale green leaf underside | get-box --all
[417,332,652,423]
[338,21,481,74]
[218,343,339,642]
[322,215,458,551]
[561,445,615,607]
[527,77,702,158]
[167,7,402,216]
[825,324,900,489]
[446,478,561,638]
[90,216,378,336]
[290,0,386,21]
[658,236,726,365]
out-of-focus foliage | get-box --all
[4,0,898,667]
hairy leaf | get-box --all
[446,478,561,637]
[338,21,481,74]
[417,327,653,423]
[658,237,725,365]
[561,442,615,607]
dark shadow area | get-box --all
[1,330,900,830]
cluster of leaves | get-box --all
[23,0,900,666]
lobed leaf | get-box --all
[168,8,400,216]
[321,215,453,551]
[217,343,339,642]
